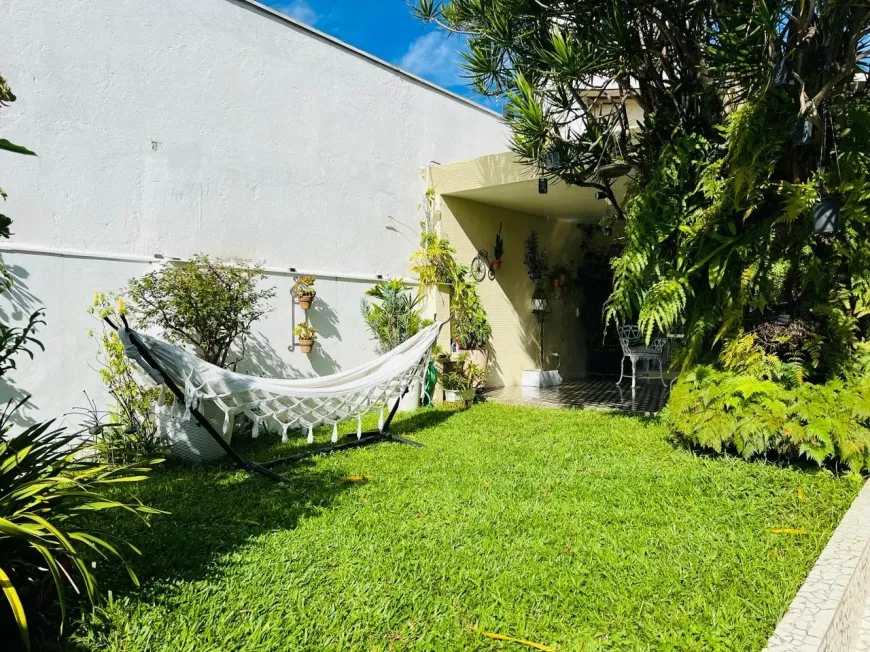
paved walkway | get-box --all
[484,378,669,414]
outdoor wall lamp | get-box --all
[531,285,550,315]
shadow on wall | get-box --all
[0,257,44,426]
[235,293,343,379]
[308,292,340,341]
[236,332,308,379]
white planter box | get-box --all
[156,402,230,464]
[522,369,562,388]
[397,379,422,412]
[444,388,475,403]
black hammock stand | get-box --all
[104,315,424,483]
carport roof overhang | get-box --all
[428,152,624,223]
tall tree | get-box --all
[415,1,870,379]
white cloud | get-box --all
[398,31,467,89]
[272,1,319,26]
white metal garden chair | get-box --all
[616,325,668,388]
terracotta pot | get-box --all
[298,294,314,310]
[491,259,502,270]
[298,339,314,353]
[552,278,562,289]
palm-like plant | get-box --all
[360,280,426,353]
[0,399,161,649]
[414,1,870,379]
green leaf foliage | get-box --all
[126,255,276,368]
[666,365,870,471]
[0,399,161,646]
[360,279,426,354]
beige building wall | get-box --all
[436,195,588,387]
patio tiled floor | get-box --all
[484,378,670,414]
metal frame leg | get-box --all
[260,388,424,467]
[105,316,427,481]
[631,357,637,389]
[657,356,667,387]
[616,355,626,386]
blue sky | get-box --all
[264,0,499,110]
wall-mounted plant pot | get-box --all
[298,339,314,354]
[444,388,475,404]
[491,259,502,271]
[298,294,315,310]
[813,196,841,234]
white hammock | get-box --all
[118,323,442,446]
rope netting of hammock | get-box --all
[118,323,443,445]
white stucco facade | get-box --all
[0,0,508,425]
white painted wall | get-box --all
[0,0,508,425]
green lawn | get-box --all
[74,403,860,651]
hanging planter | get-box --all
[812,196,841,235]
[492,223,504,271]
[298,339,314,354]
[292,275,317,311]
[594,161,631,180]
[294,321,317,354]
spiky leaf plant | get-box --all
[0,399,161,649]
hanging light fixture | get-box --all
[773,59,794,87]
[812,107,842,235]
[813,196,841,234]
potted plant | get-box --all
[451,269,491,370]
[599,214,615,237]
[294,321,317,353]
[292,275,317,310]
[361,279,429,411]
[524,230,547,280]
[550,263,569,289]
[441,352,486,404]
[492,223,504,270]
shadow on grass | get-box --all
[99,408,460,588]
[93,464,352,596]
[230,406,463,465]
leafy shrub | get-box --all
[360,279,425,353]
[0,400,161,648]
[449,266,491,350]
[666,365,870,471]
[86,293,163,464]
[410,228,491,351]
[440,352,487,392]
[126,255,275,367]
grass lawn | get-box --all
[73,403,860,651]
